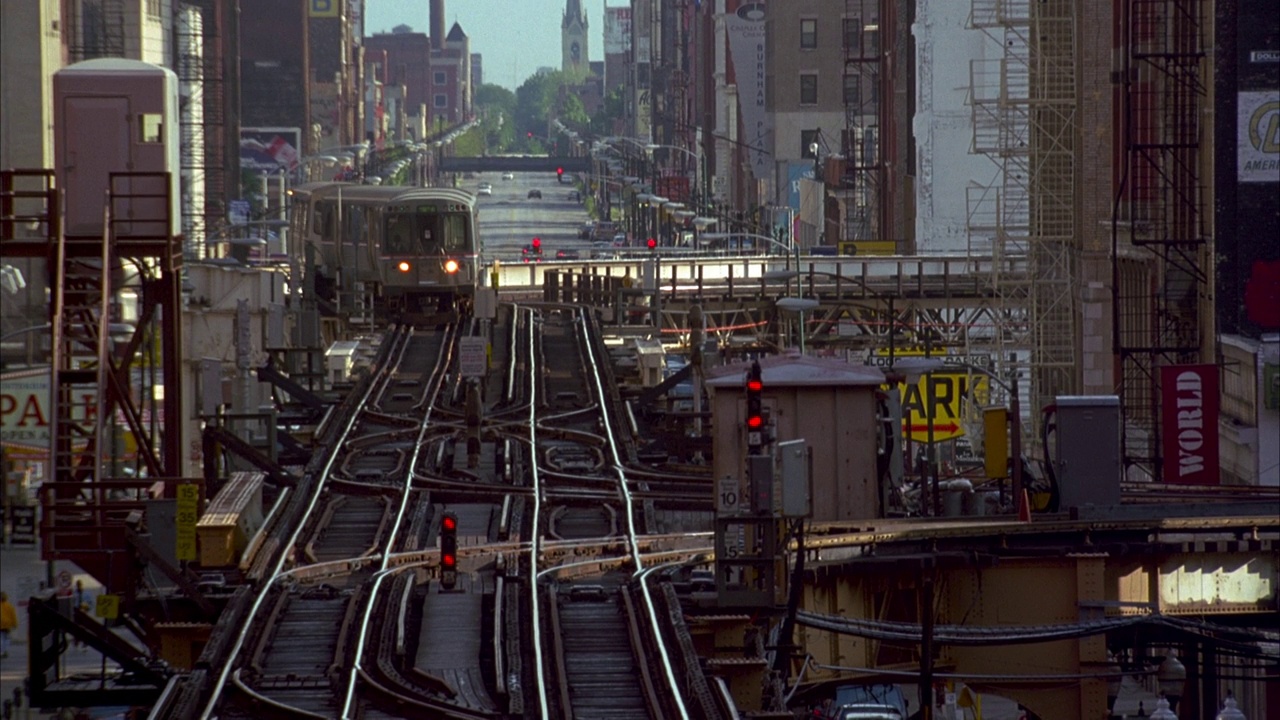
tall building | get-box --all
[602,6,631,95]
[365,27,432,137]
[562,0,589,76]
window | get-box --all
[433,71,446,85]
[801,130,820,159]
[800,19,817,50]
[843,73,860,106]
[138,114,163,143]
[844,18,861,54]
[434,94,447,108]
[865,20,881,55]
[799,74,818,105]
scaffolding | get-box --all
[1114,0,1209,480]
[842,0,883,244]
[174,1,231,259]
[967,0,1077,418]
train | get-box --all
[288,182,482,318]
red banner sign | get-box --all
[1161,364,1220,485]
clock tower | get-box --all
[561,0,589,76]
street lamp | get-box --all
[1216,693,1247,720]
[1157,649,1187,714]
[703,231,794,257]
[645,142,704,211]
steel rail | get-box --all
[575,308,692,718]
[340,323,460,718]
[197,325,415,719]
[518,305,553,718]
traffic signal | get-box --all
[745,361,764,450]
[440,512,458,590]
[646,237,657,251]
[527,131,533,138]
[532,237,541,250]
[556,166,564,183]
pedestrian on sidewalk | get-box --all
[0,591,18,658]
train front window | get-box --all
[384,211,471,255]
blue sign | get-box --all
[787,162,816,210]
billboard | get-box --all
[1160,364,1220,485]
[1238,91,1280,183]
[604,7,632,55]
[240,127,301,173]
[0,367,51,452]
[725,3,771,179]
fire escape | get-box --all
[176,0,235,259]
[967,0,1078,421]
[842,0,884,245]
[1114,0,1209,480]
[0,170,187,593]
[65,0,127,61]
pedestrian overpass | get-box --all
[439,155,590,174]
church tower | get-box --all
[561,0,589,76]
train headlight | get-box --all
[398,261,411,273]
[444,259,460,274]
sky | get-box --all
[364,0,616,91]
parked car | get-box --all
[527,189,542,199]
[502,172,515,180]
[555,248,581,260]
[567,190,581,201]
[823,685,909,720]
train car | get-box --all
[289,182,481,317]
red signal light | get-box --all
[556,167,564,175]
[746,379,763,392]
[646,237,657,250]
[442,514,457,532]
[747,414,764,429]
[442,551,457,568]
[532,237,541,249]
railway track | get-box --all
[155,305,720,719]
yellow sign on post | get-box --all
[95,593,120,620]
[176,483,199,562]
[983,407,1009,478]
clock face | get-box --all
[571,41,581,61]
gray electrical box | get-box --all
[1054,396,1122,508]
[778,440,810,518]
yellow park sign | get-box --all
[869,350,991,443]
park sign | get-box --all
[867,350,990,443]
[1,365,122,456]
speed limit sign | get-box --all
[717,475,740,515]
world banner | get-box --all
[1160,364,1220,485]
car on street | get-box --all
[477,182,492,196]
[502,172,515,180]
[555,248,581,260]
[567,190,581,201]
[527,189,542,199]
[589,241,618,259]
[578,220,595,239]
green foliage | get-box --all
[591,85,626,137]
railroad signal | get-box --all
[746,361,764,449]
[440,512,458,590]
